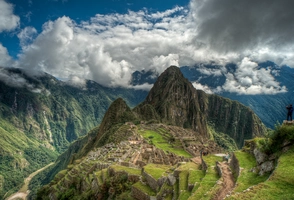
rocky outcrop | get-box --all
[137,66,208,136]
[135,66,266,148]
[243,140,276,175]
[229,153,240,178]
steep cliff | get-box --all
[139,66,208,135]
[136,66,266,148]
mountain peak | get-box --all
[140,65,208,135]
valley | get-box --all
[6,162,54,200]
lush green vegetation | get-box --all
[110,165,141,176]
[259,124,294,154]
[140,130,192,158]
[231,151,268,193]
[133,181,156,196]
[144,164,171,180]
[228,146,294,199]
[208,125,238,151]
[188,155,222,200]
[0,119,58,199]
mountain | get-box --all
[135,66,266,148]
[180,62,294,128]
[35,66,267,199]
[130,61,294,128]
[0,67,147,198]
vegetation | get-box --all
[140,130,192,158]
[133,181,156,196]
[110,165,141,176]
[228,146,294,199]
[144,164,171,180]
[208,125,238,151]
[0,119,58,199]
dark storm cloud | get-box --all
[191,0,294,52]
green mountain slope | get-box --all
[0,67,147,198]
[34,66,269,199]
[36,122,294,200]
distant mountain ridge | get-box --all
[130,62,294,128]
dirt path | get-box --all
[6,162,54,200]
[213,161,235,200]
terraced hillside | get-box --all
[36,122,294,200]
[34,66,271,199]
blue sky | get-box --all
[1,0,190,57]
[0,0,294,95]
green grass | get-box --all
[140,130,192,158]
[94,171,103,185]
[133,181,156,196]
[228,146,294,200]
[178,190,191,200]
[143,164,171,180]
[177,162,200,171]
[188,155,221,200]
[179,171,189,190]
[189,170,205,185]
[110,165,141,175]
[230,151,268,193]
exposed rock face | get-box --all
[140,66,208,135]
[207,94,266,148]
[254,148,268,164]
[136,66,266,148]
[259,161,275,175]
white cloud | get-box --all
[221,58,287,94]
[128,83,153,91]
[0,43,13,67]
[17,26,37,48]
[11,0,294,95]
[192,82,213,94]
[0,0,20,32]
[0,67,46,93]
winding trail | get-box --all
[213,161,235,200]
[6,162,54,200]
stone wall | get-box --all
[215,161,222,177]
[142,170,159,191]
[229,153,240,179]
[131,185,151,200]
[201,156,208,171]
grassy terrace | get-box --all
[140,129,192,158]
[143,164,172,180]
[110,165,141,175]
[188,155,222,200]
[133,181,156,196]
[228,146,294,200]
[230,151,268,194]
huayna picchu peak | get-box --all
[29,66,287,200]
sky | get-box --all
[0,0,294,95]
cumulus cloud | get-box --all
[17,8,192,87]
[0,43,13,67]
[11,0,294,95]
[17,26,38,48]
[221,58,287,94]
[0,0,20,32]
